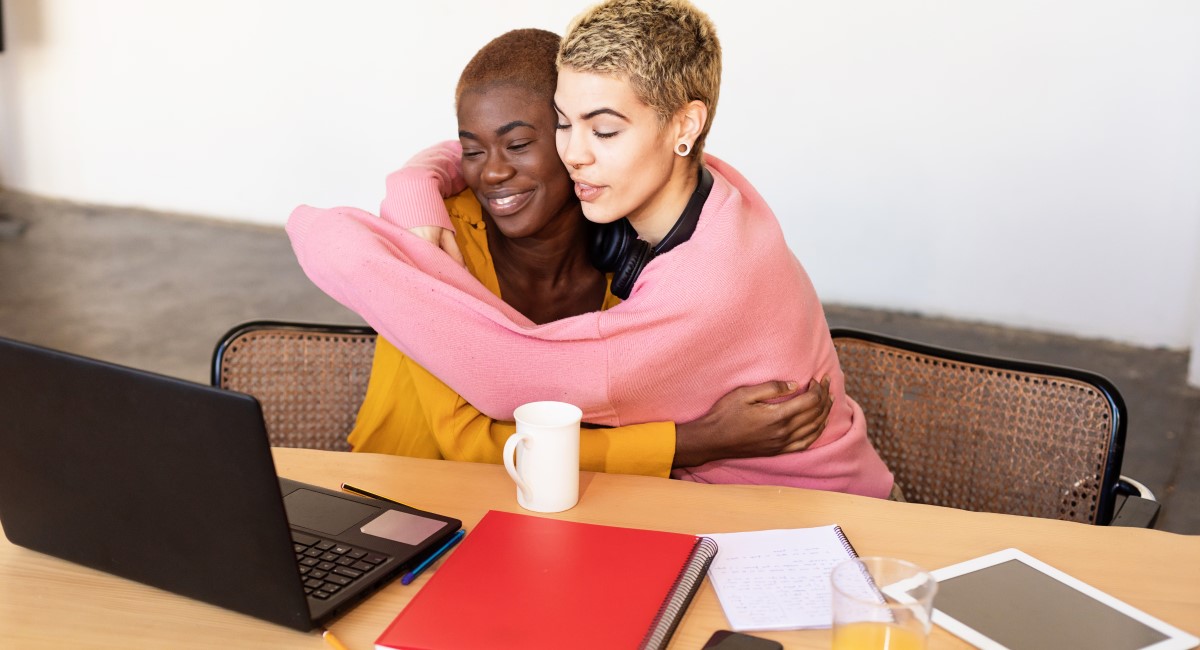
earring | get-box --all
[676,142,691,157]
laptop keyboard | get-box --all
[292,531,390,600]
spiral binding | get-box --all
[833,525,859,559]
[640,536,720,650]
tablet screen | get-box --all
[931,549,1198,650]
[936,558,1168,650]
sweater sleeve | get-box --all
[378,140,466,232]
[406,360,674,478]
[287,204,619,424]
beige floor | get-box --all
[1,190,1196,534]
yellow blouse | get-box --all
[347,190,675,478]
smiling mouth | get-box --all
[485,190,534,217]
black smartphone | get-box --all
[701,630,784,650]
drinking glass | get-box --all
[830,557,937,650]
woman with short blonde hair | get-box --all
[558,0,722,159]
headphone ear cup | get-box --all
[588,220,635,272]
[609,239,653,300]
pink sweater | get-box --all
[287,148,893,497]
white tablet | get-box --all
[929,548,1198,650]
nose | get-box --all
[481,151,515,185]
[557,127,590,171]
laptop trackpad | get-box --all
[360,510,447,545]
[283,489,380,536]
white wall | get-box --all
[2,0,1199,352]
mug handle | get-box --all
[503,432,532,496]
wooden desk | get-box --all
[2,448,1197,649]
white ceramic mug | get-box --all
[503,401,582,513]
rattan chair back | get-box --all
[832,329,1126,525]
[212,321,378,451]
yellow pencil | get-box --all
[322,628,350,650]
[340,482,409,508]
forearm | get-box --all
[286,204,614,422]
[379,140,465,231]
[673,419,749,468]
[673,419,711,468]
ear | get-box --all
[671,100,708,151]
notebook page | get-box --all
[703,525,857,631]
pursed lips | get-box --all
[571,177,604,202]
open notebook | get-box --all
[704,525,860,631]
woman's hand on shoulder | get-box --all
[673,376,832,468]
[408,226,466,268]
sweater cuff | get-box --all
[379,171,456,232]
[581,421,676,478]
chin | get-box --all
[579,204,624,225]
[492,221,535,240]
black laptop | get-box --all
[0,336,461,631]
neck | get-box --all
[484,203,607,324]
[627,160,699,247]
[486,202,583,276]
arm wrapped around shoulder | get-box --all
[379,140,466,232]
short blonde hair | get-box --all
[558,0,721,159]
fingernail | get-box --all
[786,381,798,391]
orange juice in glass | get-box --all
[831,558,937,650]
[833,621,927,650]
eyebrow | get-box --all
[583,108,630,121]
[553,103,631,122]
[458,120,536,141]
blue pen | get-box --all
[401,529,466,585]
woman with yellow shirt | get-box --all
[349,29,831,478]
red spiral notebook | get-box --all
[375,510,718,650]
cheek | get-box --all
[607,142,670,204]
[597,142,640,183]
[555,130,569,159]
[461,159,484,186]
[538,162,575,202]
[536,154,571,181]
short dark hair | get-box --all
[455,29,562,111]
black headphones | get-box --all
[587,166,714,299]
